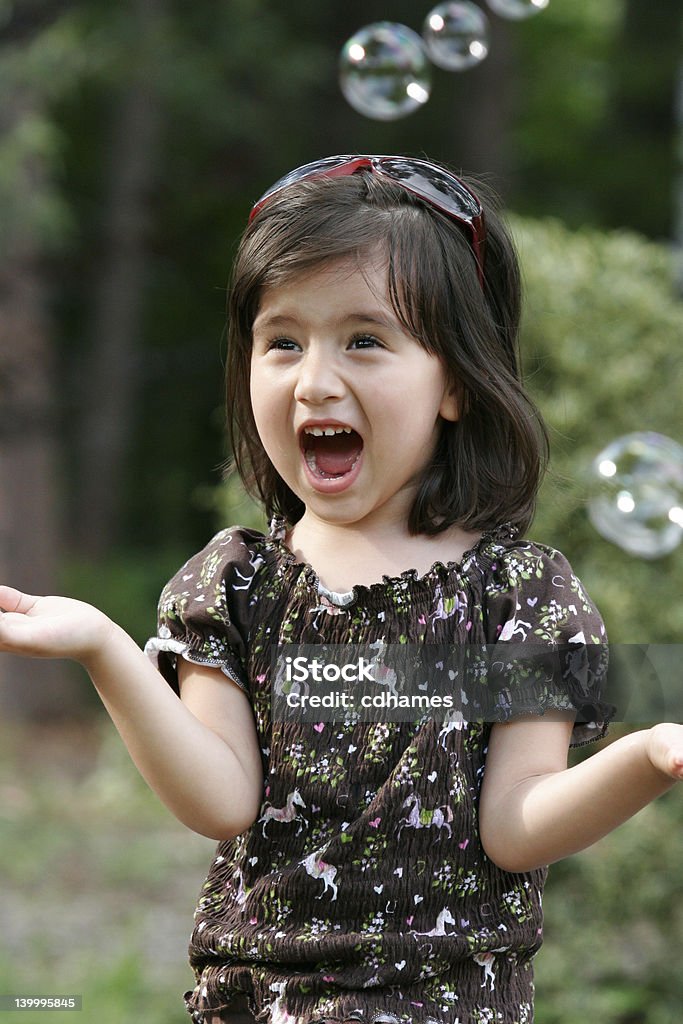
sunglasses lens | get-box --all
[252,155,358,213]
[377,157,482,222]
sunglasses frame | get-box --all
[249,155,486,287]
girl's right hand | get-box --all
[0,586,115,665]
[0,586,262,840]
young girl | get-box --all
[1,154,682,1024]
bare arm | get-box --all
[0,586,263,839]
[479,715,683,873]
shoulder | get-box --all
[148,525,270,695]
[155,524,273,640]
[190,523,270,566]
[483,534,577,593]
[161,525,270,598]
[479,531,607,645]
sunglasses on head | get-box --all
[249,155,486,288]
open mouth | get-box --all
[300,425,364,480]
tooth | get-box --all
[304,425,356,436]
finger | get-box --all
[0,586,39,615]
[0,603,70,659]
[669,752,683,780]
[0,612,48,655]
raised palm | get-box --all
[0,587,114,665]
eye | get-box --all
[348,333,384,350]
[267,337,300,352]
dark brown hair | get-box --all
[226,162,549,535]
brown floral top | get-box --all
[145,520,610,1024]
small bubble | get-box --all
[423,2,490,71]
[339,22,432,121]
[588,432,683,559]
[486,0,549,20]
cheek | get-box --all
[249,376,290,463]
[249,365,273,428]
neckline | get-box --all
[266,516,518,605]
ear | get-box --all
[439,382,461,423]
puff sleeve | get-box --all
[482,540,611,746]
[144,527,262,697]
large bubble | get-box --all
[423,2,490,71]
[339,22,432,121]
[588,432,683,559]
[486,0,549,19]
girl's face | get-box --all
[249,255,459,535]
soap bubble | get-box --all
[339,22,432,121]
[486,0,548,20]
[588,432,683,559]
[423,2,490,71]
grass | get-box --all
[0,718,215,1024]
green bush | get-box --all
[537,772,683,1024]
[512,217,683,643]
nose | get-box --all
[293,346,346,405]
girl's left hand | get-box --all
[646,723,683,781]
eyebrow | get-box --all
[252,311,399,333]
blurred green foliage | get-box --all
[538,757,683,1024]
[0,722,214,1024]
[509,0,624,223]
[512,217,683,642]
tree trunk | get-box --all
[442,14,515,189]
[597,0,682,239]
[0,86,82,719]
[74,0,163,558]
